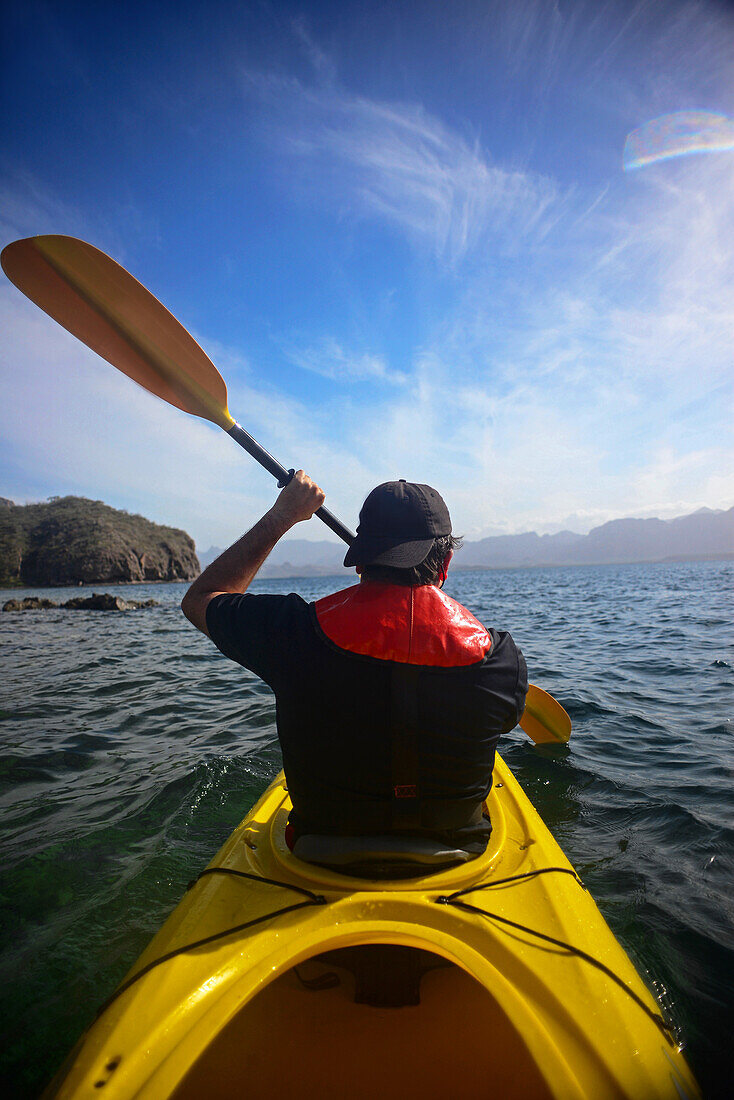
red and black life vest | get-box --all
[313,582,494,834]
[314,581,493,667]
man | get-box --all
[182,473,527,859]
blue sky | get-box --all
[1,0,733,550]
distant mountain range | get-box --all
[198,506,733,577]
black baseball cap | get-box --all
[343,480,452,568]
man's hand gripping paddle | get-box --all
[1,234,571,745]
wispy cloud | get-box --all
[0,175,92,248]
[0,171,158,264]
[284,337,407,385]
[291,15,338,86]
[330,146,734,537]
[244,73,562,267]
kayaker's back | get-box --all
[206,582,528,852]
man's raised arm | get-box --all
[181,471,325,636]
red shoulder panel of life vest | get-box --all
[314,582,492,667]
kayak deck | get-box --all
[47,755,700,1099]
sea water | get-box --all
[1,560,732,1097]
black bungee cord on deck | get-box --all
[190,865,326,896]
[92,862,678,1049]
[438,865,586,898]
[93,869,327,1019]
[434,866,678,1046]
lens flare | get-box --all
[623,110,734,171]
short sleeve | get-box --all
[514,645,529,720]
[486,629,529,731]
[205,592,310,687]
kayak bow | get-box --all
[45,755,700,1099]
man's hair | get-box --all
[360,534,463,586]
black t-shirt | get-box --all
[206,590,527,851]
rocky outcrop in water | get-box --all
[62,594,159,610]
[3,597,58,610]
[3,593,161,611]
[0,497,199,587]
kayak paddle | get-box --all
[520,684,571,744]
[0,234,354,545]
[1,234,571,744]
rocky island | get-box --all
[0,497,200,587]
[3,593,160,611]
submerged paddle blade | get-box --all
[520,684,572,744]
[1,235,235,430]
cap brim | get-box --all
[344,535,435,569]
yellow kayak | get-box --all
[45,755,700,1099]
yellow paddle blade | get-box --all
[1,235,235,430]
[520,684,572,744]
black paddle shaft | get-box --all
[228,423,355,546]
